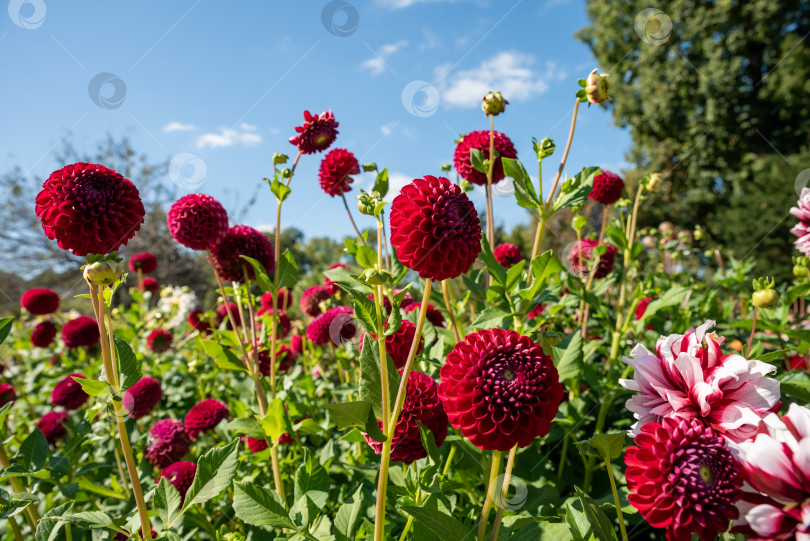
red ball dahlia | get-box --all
[567,239,618,279]
[147,328,173,353]
[257,307,291,338]
[122,377,162,419]
[390,176,482,281]
[37,410,68,445]
[290,334,304,356]
[403,302,445,328]
[318,148,359,197]
[210,225,275,283]
[589,170,624,205]
[0,384,16,408]
[247,437,269,453]
[185,399,229,440]
[261,288,292,311]
[306,306,356,347]
[324,263,349,295]
[158,461,197,503]
[290,109,339,154]
[625,417,741,541]
[20,288,59,315]
[35,163,145,256]
[167,193,229,251]
[300,285,330,317]
[453,130,517,186]
[439,328,563,451]
[31,320,57,348]
[365,319,423,369]
[139,277,159,294]
[216,302,240,329]
[365,370,448,464]
[494,243,523,269]
[188,310,213,334]
[128,252,157,274]
[146,419,191,467]
[51,374,89,410]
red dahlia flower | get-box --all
[453,130,517,186]
[390,176,481,281]
[789,354,808,370]
[185,399,229,440]
[365,370,448,464]
[364,319,423,369]
[256,307,291,338]
[123,377,162,419]
[146,418,191,467]
[290,334,304,356]
[147,328,173,353]
[439,328,563,451]
[188,310,213,334]
[318,148,359,197]
[256,345,295,376]
[290,109,339,154]
[20,288,59,315]
[158,461,197,503]
[31,320,57,348]
[167,193,229,250]
[51,374,89,410]
[589,170,624,205]
[324,263,349,295]
[37,411,68,445]
[0,384,16,407]
[306,306,356,347]
[247,437,269,453]
[626,417,741,541]
[139,277,159,294]
[35,163,145,256]
[493,243,523,268]
[567,239,618,278]
[300,285,330,317]
[261,288,292,311]
[527,304,545,319]
[128,252,157,274]
[403,302,445,328]
[210,225,274,283]
[216,302,240,329]
[635,296,653,320]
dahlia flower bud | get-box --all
[440,163,452,172]
[481,91,508,116]
[752,277,778,308]
[356,190,383,216]
[362,162,378,172]
[83,260,123,286]
[646,173,662,193]
[584,69,609,104]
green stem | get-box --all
[8,515,23,541]
[489,445,517,541]
[477,450,503,541]
[441,280,463,342]
[605,458,629,541]
[342,192,367,246]
[556,433,570,488]
[747,306,758,358]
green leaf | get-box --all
[401,506,475,539]
[511,521,573,541]
[240,255,274,292]
[233,481,295,529]
[0,317,13,346]
[358,334,400,418]
[114,337,142,392]
[294,449,329,507]
[605,225,628,251]
[154,477,182,526]
[15,429,48,471]
[72,377,111,398]
[324,401,386,443]
[502,157,542,210]
[336,283,376,333]
[575,486,619,541]
[479,236,507,286]
[35,502,73,541]
[289,493,319,529]
[356,245,378,269]
[575,433,625,460]
[505,259,526,291]
[471,306,511,329]
[201,340,248,373]
[222,417,266,439]
[640,286,690,320]
[552,166,598,212]
[554,330,583,383]
[270,178,291,202]
[42,511,117,529]
[758,349,790,364]
[469,148,487,174]
[182,439,240,509]
[259,398,297,445]
[521,250,565,301]
[278,250,299,289]
[334,486,365,541]
[373,168,390,199]
[779,371,810,402]
[418,423,441,465]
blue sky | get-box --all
[0,0,631,241]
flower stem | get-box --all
[485,114,496,250]
[605,458,629,541]
[8,515,23,541]
[546,99,581,208]
[375,219,391,435]
[0,441,39,529]
[489,445,517,541]
[477,450,503,541]
[441,280,463,342]
[747,306,758,358]
[342,192,367,245]
[556,432,570,488]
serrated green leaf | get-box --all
[15,429,48,471]
[355,245,377,269]
[552,166,598,212]
[576,433,625,460]
[113,337,142,392]
[0,318,13,346]
[182,439,239,509]
[469,147,487,174]
[233,481,295,529]
[42,511,117,529]
[324,401,386,443]
[222,417,266,439]
[154,477,182,526]
[259,398,297,445]
[334,485,365,541]
[294,449,329,507]
[240,255,274,292]
[35,502,73,541]
[479,236,507,286]
[502,157,541,210]
[471,306,511,329]
[575,486,619,541]
[270,178,291,202]
[201,340,248,373]
[358,334,400,419]
[373,168,389,199]
[278,250,299,289]
[401,506,474,539]
[554,330,583,383]
[72,377,111,398]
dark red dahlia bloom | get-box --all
[216,302,240,329]
[494,243,523,268]
[37,411,68,445]
[158,461,197,503]
[257,307,291,338]
[403,302,445,328]
[247,437,269,453]
[123,377,162,419]
[147,328,173,353]
[589,170,624,205]
[279,432,295,445]
[51,374,89,410]
[290,109,339,154]
[439,328,563,451]
[635,296,653,320]
[365,320,423,369]
[188,310,213,334]
[300,285,330,317]
[625,417,741,541]
[0,384,16,408]
[35,163,145,256]
[139,277,159,294]
[306,306,356,347]
[128,252,157,274]
[185,399,229,440]
[146,418,191,467]
[365,370,448,464]
[568,239,618,279]
[318,148,359,197]
[167,193,229,250]
[789,354,808,370]
[20,288,59,315]
[31,320,57,348]
[210,225,275,283]
[527,304,545,320]
[261,288,292,311]
[453,130,517,186]
[256,344,295,376]
[390,176,482,281]
[324,263,349,295]
[290,334,304,357]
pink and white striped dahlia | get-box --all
[791,187,810,256]
[730,403,810,540]
[620,320,780,443]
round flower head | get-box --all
[289,109,339,154]
[791,187,810,256]
[128,252,157,274]
[453,130,517,186]
[439,328,564,451]
[300,285,331,317]
[37,411,68,445]
[306,306,356,347]
[589,170,624,205]
[625,417,741,541]
[290,334,304,357]
[188,310,213,334]
[494,243,523,268]
[167,193,229,250]
[123,377,162,419]
[146,418,191,467]
[158,461,197,503]
[257,307,291,338]
[247,437,269,453]
[215,302,240,329]
[210,225,275,283]
[324,263,349,295]
[139,277,159,294]
[567,239,617,278]
[31,320,57,348]
[318,148,359,197]
[20,288,59,315]
[404,302,445,328]
[365,370,449,464]
[51,374,89,410]
[261,288,292,311]
[35,163,145,256]
[147,328,173,353]
[185,399,229,440]
[364,319,423,369]
[0,384,16,408]
[390,176,482,281]
[620,320,781,443]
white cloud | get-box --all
[377,0,468,8]
[380,121,398,136]
[384,172,416,203]
[196,126,262,149]
[361,40,408,76]
[162,122,195,133]
[438,51,552,108]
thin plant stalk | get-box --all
[381,213,392,272]
[0,442,39,529]
[342,192,367,245]
[375,219,391,435]
[489,444,518,541]
[747,306,758,358]
[605,458,629,541]
[477,450,503,541]
[441,280,463,342]
[485,114,496,250]
[8,515,23,541]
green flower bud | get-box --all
[585,69,610,105]
[752,289,778,308]
[481,91,508,116]
[647,173,662,193]
[362,162,378,172]
[84,260,123,286]
[795,265,807,278]
[440,163,452,172]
